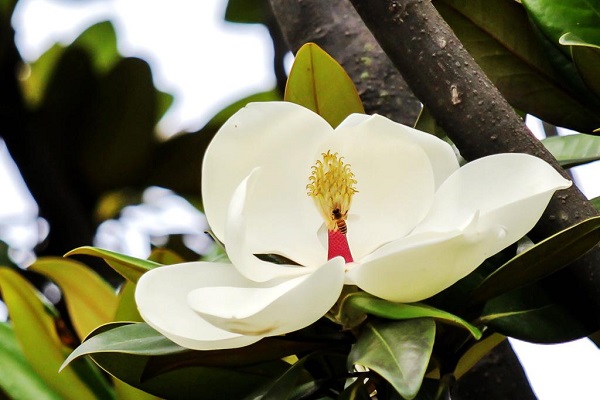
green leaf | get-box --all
[521,0,600,51]
[470,216,600,305]
[349,319,435,399]
[542,134,600,167]
[77,57,157,193]
[95,352,289,400]
[64,323,295,399]
[66,246,160,283]
[339,292,481,339]
[453,333,505,379]
[224,0,270,24]
[414,106,447,139]
[22,21,120,106]
[434,0,600,133]
[591,196,600,211]
[21,43,70,106]
[112,264,162,399]
[147,247,186,265]
[29,257,118,339]
[285,43,364,127]
[560,33,600,99]
[245,353,317,400]
[114,282,142,322]
[64,322,335,371]
[0,268,108,400]
[479,283,598,343]
[0,322,63,400]
[62,323,185,369]
[71,21,120,73]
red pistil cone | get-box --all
[328,230,354,263]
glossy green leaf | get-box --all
[65,322,335,371]
[339,292,481,339]
[480,283,598,343]
[285,43,364,127]
[29,257,118,339]
[521,0,600,50]
[94,352,288,400]
[62,323,185,369]
[560,34,600,99]
[66,246,160,283]
[64,323,296,399]
[349,319,435,399]
[434,0,600,133]
[542,134,600,167]
[114,282,142,322]
[246,353,316,400]
[471,216,600,305]
[0,322,62,400]
[113,282,159,399]
[453,333,505,379]
[0,268,106,400]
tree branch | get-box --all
[348,0,600,315]
[269,0,421,125]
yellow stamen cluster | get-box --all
[307,150,358,231]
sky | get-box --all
[3,1,600,399]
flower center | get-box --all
[306,150,358,233]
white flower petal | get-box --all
[187,257,346,336]
[318,114,437,259]
[413,153,572,253]
[337,114,460,188]
[135,262,263,350]
[348,222,497,302]
[225,169,324,282]
[202,102,332,242]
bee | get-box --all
[332,208,348,235]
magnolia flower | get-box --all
[135,101,570,350]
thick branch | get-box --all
[349,0,600,313]
[452,341,536,400]
[269,0,421,125]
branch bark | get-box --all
[348,0,600,315]
[452,341,536,400]
[269,1,591,398]
[269,0,421,125]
